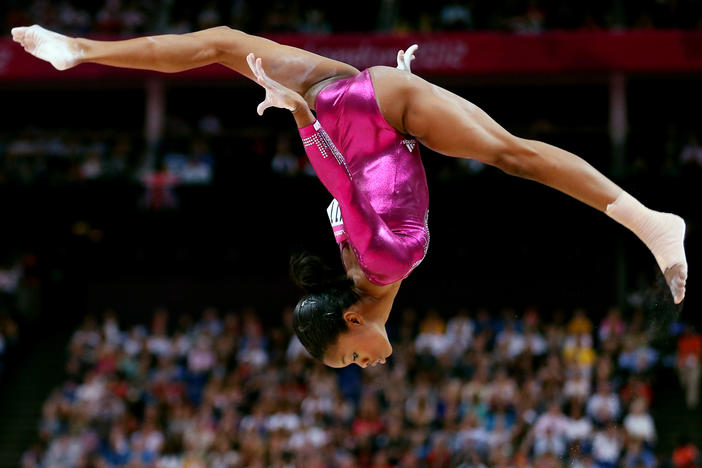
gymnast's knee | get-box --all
[492,138,542,179]
[199,25,245,54]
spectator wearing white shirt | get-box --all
[533,426,567,458]
[146,330,172,357]
[533,403,568,439]
[586,380,620,425]
[564,403,593,443]
[187,334,216,374]
[180,154,213,184]
[564,366,591,401]
[618,337,658,374]
[445,309,474,358]
[487,368,517,407]
[495,322,525,361]
[266,404,301,433]
[623,398,656,444]
[524,329,548,356]
[592,424,623,468]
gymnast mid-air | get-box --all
[11,25,687,368]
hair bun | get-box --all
[289,252,333,294]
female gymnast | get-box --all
[11,25,688,368]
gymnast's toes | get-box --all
[665,263,687,304]
[11,26,30,47]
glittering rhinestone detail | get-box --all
[301,133,328,159]
[303,121,352,180]
[317,127,352,180]
[407,209,431,276]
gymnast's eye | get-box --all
[352,352,358,361]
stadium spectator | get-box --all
[586,380,621,425]
[623,398,655,444]
[679,133,702,168]
[592,424,623,468]
[677,325,702,409]
[672,436,700,468]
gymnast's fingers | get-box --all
[255,57,269,82]
[257,99,271,116]
[404,44,418,71]
[246,53,257,76]
[396,49,405,70]
[11,27,26,42]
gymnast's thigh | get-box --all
[370,65,519,167]
[208,27,360,106]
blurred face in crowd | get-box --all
[323,310,392,368]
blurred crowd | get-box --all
[0,129,139,185]
[0,122,215,187]
[0,311,19,377]
[2,0,702,36]
[2,117,701,187]
[19,302,702,468]
[0,256,26,377]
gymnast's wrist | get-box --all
[291,101,315,128]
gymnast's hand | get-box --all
[396,44,418,73]
[246,53,307,116]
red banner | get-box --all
[2,30,702,81]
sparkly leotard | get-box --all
[298,69,430,285]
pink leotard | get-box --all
[298,69,430,285]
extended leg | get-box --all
[11,25,359,107]
[370,66,687,303]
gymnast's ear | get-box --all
[342,310,364,326]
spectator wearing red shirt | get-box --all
[352,395,384,438]
[673,436,700,468]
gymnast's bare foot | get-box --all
[11,25,81,71]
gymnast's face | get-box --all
[323,311,393,368]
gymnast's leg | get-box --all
[370,66,687,303]
[10,25,359,107]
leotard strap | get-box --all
[299,120,424,285]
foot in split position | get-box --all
[607,192,688,304]
[11,25,81,71]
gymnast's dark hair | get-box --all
[290,252,360,360]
